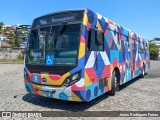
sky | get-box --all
[0,0,160,40]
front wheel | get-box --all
[108,71,118,95]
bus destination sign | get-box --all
[32,11,83,28]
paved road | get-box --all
[0,61,160,120]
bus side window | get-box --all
[134,39,136,47]
[88,30,91,51]
[145,43,148,50]
[135,39,138,51]
[144,43,146,50]
[96,30,104,51]
[127,36,129,47]
[142,42,145,52]
[88,29,97,51]
[124,35,129,48]
[138,40,141,52]
[117,32,120,45]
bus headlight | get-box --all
[63,72,81,87]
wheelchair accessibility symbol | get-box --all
[46,55,54,65]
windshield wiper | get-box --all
[51,22,68,47]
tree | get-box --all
[149,43,159,60]
[0,22,4,30]
[155,37,160,41]
[7,38,23,47]
[8,29,24,47]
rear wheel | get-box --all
[108,71,118,95]
[140,64,145,78]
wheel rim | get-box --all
[115,75,117,88]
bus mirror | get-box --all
[96,30,103,46]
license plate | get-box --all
[42,91,50,97]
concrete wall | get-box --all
[0,48,24,60]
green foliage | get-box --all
[17,54,24,60]
[0,22,4,30]
[6,39,15,46]
[6,38,23,47]
[17,39,23,47]
[149,43,159,56]
[155,37,160,41]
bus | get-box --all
[24,9,150,102]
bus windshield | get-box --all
[25,23,81,66]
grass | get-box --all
[0,59,24,64]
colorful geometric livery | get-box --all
[24,9,150,102]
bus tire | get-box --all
[108,71,117,95]
[140,64,145,78]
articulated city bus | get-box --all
[24,9,150,102]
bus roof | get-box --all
[33,9,85,21]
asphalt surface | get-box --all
[0,61,160,120]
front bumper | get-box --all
[24,79,85,102]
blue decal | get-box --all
[59,92,68,100]
[32,74,39,83]
[46,55,54,65]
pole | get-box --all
[15,27,18,47]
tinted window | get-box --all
[88,29,104,51]
[96,30,104,51]
[88,29,97,51]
